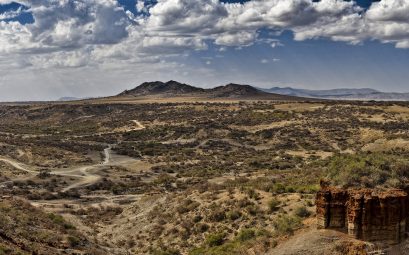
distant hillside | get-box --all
[209,83,268,98]
[262,87,409,101]
[58,97,82,101]
[119,80,204,96]
[118,81,301,100]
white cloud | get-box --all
[0,1,15,4]
[2,0,409,100]
[366,0,409,22]
[136,1,146,12]
[2,0,409,70]
[215,31,256,46]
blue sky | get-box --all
[0,0,409,101]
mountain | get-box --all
[118,80,204,96]
[118,81,301,100]
[262,87,409,101]
[209,83,268,98]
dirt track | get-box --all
[0,146,112,192]
[0,120,146,192]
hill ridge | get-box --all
[118,80,300,100]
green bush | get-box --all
[273,215,302,236]
[227,210,241,221]
[245,188,260,200]
[67,236,80,247]
[246,204,260,216]
[236,229,256,242]
[0,245,12,255]
[294,206,311,218]
[206,233,225,247]
[268,198,281,213]
[48,213,64,224]
[153,247,181,255]
[325,152,409,188]
[208,210,226,222]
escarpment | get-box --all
[316,186,409,244]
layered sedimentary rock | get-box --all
[316,186,409,244]
[316,187,348,229]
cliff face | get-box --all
[316,187,409,244]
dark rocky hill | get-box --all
[118,81,302,100]
[208,83,268,98]
[118,80,204,96]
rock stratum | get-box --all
[316,186,409,244]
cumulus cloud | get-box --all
[366,0,409,22]
[1,0,409,73]
[147,0,228,33]
[0,0,135,68]
[215,31,257,46]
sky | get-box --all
[1,0,409,101]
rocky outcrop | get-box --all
[316,186,409,244]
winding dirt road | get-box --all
[0,120,146,192]
[58,146,111,192]
[0,119,147,192]
[0,157,38,174]
[0,146,112,192]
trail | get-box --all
[0,158,38,174]
[58,146,111,192]
[131,120,145,130]
[0,119,146,192]
[0,158,39,187]
[0,147,112,192]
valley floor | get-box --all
[1,100,409,254]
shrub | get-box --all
[273,215,302,236]
[0,245,12,255]
[193,215,202,223]
[246,204,260,216]
[153,247,181,255]
[176,199,200,214]
[208,210,226,222]
[268,198,281,213]
[325,152,404,188]
[206,233,225,247]
[227,210,241,221]
[67,236,80,247]
[245,188,260,200]
[236,229,256,242]
[306,200,314,207]
[196,223,209,233]
[294,206,311,218]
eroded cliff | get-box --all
[316,186,409,244]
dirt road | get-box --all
[58,146,111,192]
[0,146,112,192]
[0,157,38,174]
[0,120,147,191]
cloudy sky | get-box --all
[1,0,409,101]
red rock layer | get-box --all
[316,187,408,244]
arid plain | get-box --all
[2,85,409,254]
